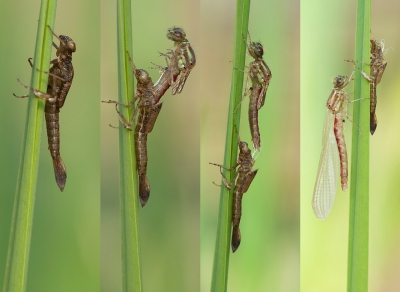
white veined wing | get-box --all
[312,109,339,220]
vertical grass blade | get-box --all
[210,0,250,291]
[347,0,370,290]
[3,1,58,291]
[116,0,142,290]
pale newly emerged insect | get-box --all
[235,33,272,152]
[152,27,196,102]
[312,72,359,220]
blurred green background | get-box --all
[1,0,300,291]
[100,1,200,291]
[0,0,100,291]
[200,0,299,291]
[301,1,400,291]
[2,0,399,290]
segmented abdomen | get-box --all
[333,112,348,190]
[249,86,261,151]
[45,99,60,158]
[232,176,245,228]
[134,113,148,175]
[370,83,378,134]
[370,83,377,116]
[231,177,244,252]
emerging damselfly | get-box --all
[152,27,196,102]
[235,33,272,152]
[346,39,388,135]
[102,52,163,207]
[14,25,76,191]
[312,72,360,220]
[210,130,258,252]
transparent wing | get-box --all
[312,109,339,220]
[172,69,191,94]
[172,43,196,95]
[257,60,272,109]
[257,82,269,110]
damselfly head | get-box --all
[370,39,384,58]
[60,35,76,52]
[370,39,382,52]
[167,27,187,42]
[239,141,251,154]
[135,69,152,85]
[248,42,264,59]
[333,75,349,89]
[56,35,76,61]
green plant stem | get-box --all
[116,0,142,291]
[347,0,370,291]
[210,0,250,291]
[3,1,57,291]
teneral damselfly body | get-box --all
[312,73,355,220]
[153,27,196,102]
[168,27,196,95]
[14,26,76,191]
[235,34,272,152]
[210,134,258,252]
[346,39,387,135]
[102,53,162,207]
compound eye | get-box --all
[175,28,186,38]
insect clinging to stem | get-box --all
[210,127,258,252]
[102,52,163,207]
[14,25,76,191]
[312,71,366,219]
[234,32,272,152]
[345,38,388,135]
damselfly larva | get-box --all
[153,27,196,100]
[312,72,357,220]
[14,25,76,191]
[102,53,162,207]
[235,33,272,152]
[210,132,258,252]
[346,39,388,135]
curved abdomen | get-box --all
[334,112,348,190]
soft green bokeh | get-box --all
[0,1,100,291]
[101,1,200,291]
[201,0,300,291]
[301,1,400,291]
[1,0,301,291]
